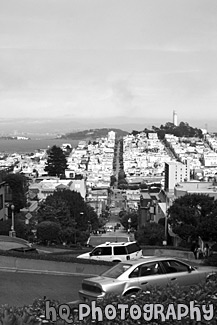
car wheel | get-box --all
[124,289,140,297]
[206,272,217,283]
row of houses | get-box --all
[165,133,217,180]
[123,132,173,187]
[2,129,217,236]
[0,131,116,221]
[119,132,217,246]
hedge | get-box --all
[86,280,217,324]
[204,254,217,267]
[0,249,115,266]
[141,245,191,252]
[0,244,194,267]
[1,279,217,324]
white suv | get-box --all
[77,241,143,262]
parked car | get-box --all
[79,256,217,302]
[106,225,114,232]
[0,235,37,252]
[85,235,131,248]
[91,228,106,235]
[98,227,106,234]
[9,247,39,254]
[77,241,142,262]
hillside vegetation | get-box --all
[60,128,128,140]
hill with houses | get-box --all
[59,128,128,140]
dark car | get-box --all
[97,228,106,234]
[0,235,37,253]
[9,247,39,254]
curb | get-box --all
[0,266,96,277]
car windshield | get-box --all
[101,263,132,279]
[126,242,141,254]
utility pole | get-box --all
[9,204,16,237]
[164,196,168,246]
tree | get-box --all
[118,169,126,180]
[140,183,148,190]
[118,183,128,190]
[118,178,128,186]
[44,145,68,177]
[37,193,71,228]
[168,194,217,242]
[110,175,117,186]
[85,204,99,231]
[197,215,217,242]
[117,169,128,189]
[36,221,61,244]
[59,227,75,245]
[151,121,203,139]
[120,211,138,230]
[131,130,140,136]
[0,218,28,239]
[37,189,99,233]
[135,223,165,245]
[164,122,176,130]
[4,173,27,212]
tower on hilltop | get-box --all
[173,110,178,126]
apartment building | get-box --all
[174,181,217,200]
[164,161,190,192]
[29,178,86,200]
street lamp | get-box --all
[9,204,16,237]
[87,221,91,233]
[128,218,131,234]
[163,197,169,246]
[164,213,168,246]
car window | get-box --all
[129,262,163,278]
[126,243,141,254]
[102,263,132,279]
[114,246,127,255]
[91,247,112,256]
[91,248,102,256]
[161,260,190,273]
[129,266,140,278]
[138,262,163,277]
[101,247,112,255]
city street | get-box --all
[0,271,86,307]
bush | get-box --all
[204,254,217,266]
[136,223,164,245]
[36,221,61,244]
[140,245,191,252]
[0,219,28,239]
[0,249,115,266]
[0,297,61,325]
[74,281,217,324]
[3,279,217,324]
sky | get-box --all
[1,0,217,131]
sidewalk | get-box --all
[36,246,75,254]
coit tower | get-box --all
[173,110,178,126]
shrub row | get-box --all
[0,249,115,266]
[0,245,192,267]
[204,254,217,266]
[1,280,217,324]
[140,245,191,252]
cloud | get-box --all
[110,79,137,115]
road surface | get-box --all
[0,271,86,307]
